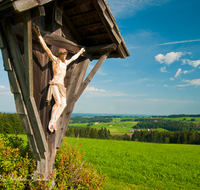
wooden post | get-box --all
[1,17,48,165]
[23,10,33,98]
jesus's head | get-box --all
[58,48,68,62]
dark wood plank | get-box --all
[37,0,53,5]
[0,27,41,161]
[58,0,78,6]
[74,51,110,102]
[63,12,84,45]
[69,10,97,20]
[81,33,109,39]
[75,22,104,32]
[12,6,45,25]
[1,18,48,159]
[13,0,38,12]
[23,11,33,97]
[86,43,116,54]
[0,0,14,7]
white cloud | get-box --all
[85,86,99,92]
[83,86,149,98]
[155,52,184,65]
[174,68,182,78]
[182,79,200,86]
[146,98,195,103]
[182,59,200,68]
[160,66,168,73]
[0,85,5,89]
[175,84,190,87]
[182,69,194,74]
[83,86,127,98]
[158,39,200,46]
[147,84,155,86]
[106,0,170,17]
[170,78,174,81]
[173,68,194,79]
[164,84,167,87]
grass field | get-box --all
[66,137,200,190]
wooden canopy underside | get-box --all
[0,0,130,59]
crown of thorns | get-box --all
[58,48,68,55]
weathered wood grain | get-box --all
[63,12,84,45]
[23,11,33,98]
[12,6,45,25]
[13,0,38,12]
[1,18,48,159]
[56,58,90,148]
[86,43,116,54]
[76,22,104,32]
[0,27,41,161]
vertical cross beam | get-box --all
[23,11,33,97]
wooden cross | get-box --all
[0,0,129,180]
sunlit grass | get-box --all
[67,137,200,190]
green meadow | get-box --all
[66,137,200,190]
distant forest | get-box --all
[0,112,23,134]
[134,121,199,131]
[131,131,200,145]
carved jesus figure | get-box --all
[33,23,85,132]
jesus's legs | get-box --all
[48,86,66,132]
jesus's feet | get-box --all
[49,125,54,133]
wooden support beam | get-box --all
[23,11,33,98]
[12,6,45,25]
[1,18,48,159]
[0,27,41,161]
[62,12,84,45]
[74,51,110,102]
[86,43,116,54]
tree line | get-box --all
[65,126,111,139]
[151,114,200,118]
[131,131,200,144]
[135,120,199,131]
[0,113,23,134]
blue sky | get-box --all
[0,0,200,115]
